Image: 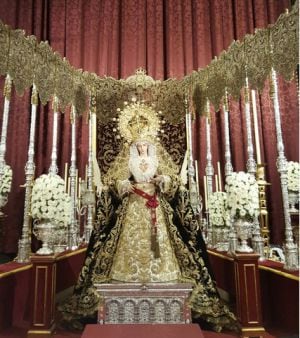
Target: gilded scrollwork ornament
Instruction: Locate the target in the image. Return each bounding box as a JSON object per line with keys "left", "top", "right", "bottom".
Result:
{"left": 222, "top": 40, "right": 245, "bottom": 101}
{"left": 93, "top": 76, "right": 127, "bottom": 123}
{"left": 151, "top": 79, "right": 186, "bottom": 125}
{"left": 55, "top": 58, "right": 76, "bottom": 112}
{"left": 243, "top": 30, "right": 271, "bottom": 93}
{"left": 8, "top": 30, "right": 36, "bottom": 96}
{"left": 73, "top": 69, "right": 88, "bottom": 115}
{"left": 0, "top": 2, "right": 298, "bottom": 118}
{"left": 35, "top": 42, "right": 58, "bottom": 106}
{"left": 271, "top": 6, "right": 298, "bottom": 81}
{"left": 206, "top": 57, "right": 227, "bottom": 109}
{"left": 0, "top": 22, "right": 10, "bottom": 76}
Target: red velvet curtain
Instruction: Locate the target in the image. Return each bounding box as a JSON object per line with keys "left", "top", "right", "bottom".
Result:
{"left": 0, "top": 0, "right": 297, "bottom": 254}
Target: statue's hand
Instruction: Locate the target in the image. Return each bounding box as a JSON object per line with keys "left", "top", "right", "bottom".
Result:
{"left": 118, "top": 179, "right": 134, "bottom": 195}
{"left": 126, "top": 182, "right": 134, "bottom": 193}
{"left": 151, "top": 175, "right": 163, "bottom": 185}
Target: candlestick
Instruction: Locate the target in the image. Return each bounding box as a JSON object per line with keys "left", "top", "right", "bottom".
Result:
{"left": 217, "top": 161, "right": 222, "bottom": 191}
{"left": 251, "top": 90, "right": 262, "bottom": 164}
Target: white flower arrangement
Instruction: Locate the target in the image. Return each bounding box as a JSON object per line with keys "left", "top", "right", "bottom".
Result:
{"left": 208, "top": 192, "right": 229, "bottom": 227}
{"left": 225, "top": 171, "right": 259, "bottom": 221}
{"left": 31, "top": 173, "right": 71, "bottom": 227}
{"left": 287, "top": 161, "right": 300, "bottom": 192}
{"left": 0, "top": 164, "right": 12, "bottom": 201}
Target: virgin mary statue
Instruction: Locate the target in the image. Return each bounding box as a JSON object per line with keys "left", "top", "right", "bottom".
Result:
{"left": 60, "top": 100, "right": 238, "bottom": 332}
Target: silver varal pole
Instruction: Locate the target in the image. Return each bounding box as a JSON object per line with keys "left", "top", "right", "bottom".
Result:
{"left": 205, "top": 101, "right": 214, "bottom": 195}
{"left": 17, "top": 84, "right": 38, "bottom": 262}
{"left": 270, "top": 67, "right": 298, "bottom": 270}
{"left": 223, "top": 90, "right": 237, "bottom": 254}
{"left": 0, "top": 74, "right": 12, "bottom": 182}
{"left": 185, "top": 98, "right": 201, "bottom": 215}
{"left": 244, "top": 77, "right": 257, "bottom": 175}
{"left": 84, "top": 108, "right": 95, "bottom": 243}
{"left": 67, "top": 105, "right": 79, "bottom": 250}
{"left": 205, "top": 99, "right": 213, "bottom": 248}
{"left": 244, "top": 77, "right": 265, "bottom": 260}
{"left": 48, "top": 96, "right": 59, "bottom": 174}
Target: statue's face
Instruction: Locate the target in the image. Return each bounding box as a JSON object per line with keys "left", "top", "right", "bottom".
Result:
{"left": 136, "top": 142, "right": 148, "bottom": 156}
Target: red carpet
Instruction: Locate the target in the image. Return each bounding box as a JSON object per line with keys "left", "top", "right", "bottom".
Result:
{"left": 0, "top": 322, "right": 238, "bottom": 338}
{"left": 81, "top": 324, "right": 204, "bottom": 338}
{"left": 0, "top": 324, "right": 298, "bottom": 338}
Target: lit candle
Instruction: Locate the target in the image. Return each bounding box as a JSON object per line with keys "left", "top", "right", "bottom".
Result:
{"left": 77, "top": 177, "right": 81, "bottom": 211}
{"left": 215, "top": 174, "right": 218, "bottom": 192}
{"left": 78, "top": 177, "right": 81, "bottom": 198}
{"left": 185, "top": 114, "right": 189, "bottom": 155}
{"left": 217, "top": 161, "right": 222, "bottom": 191}
{"left": 64, "top": 162, "right": 68, "bottom": 193}
{"left": 92, "top": 113, "right": 97, "bottom": 153}
{"left": 251, "top": 89, "right": 262, "bottom": 164}
{"left": 204, "top": 175, "right": 208, "bottom": 210}
{"left": 195, "top": 160, "right": 199, "bottom": 196}
{"left": 85, "top": 164, "right": 88, "bottom": 182}
{"left": 188, "top": 113, "right": 193, "bottom": 159}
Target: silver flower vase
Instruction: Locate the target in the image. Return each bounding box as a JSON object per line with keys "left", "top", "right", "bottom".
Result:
{"left": 234, "top": 219, "right": 253, "bottom": 253}
{"left": 33, "top": 220, "right": 56, "bottom": 255}
{"left": 215, "top": 227, "right": 229, "bottom": 252}
{"left": 52, "top": 226, "right": 67, "bottom": 253}
{"left": 213, "top": 227, "right": 223, "bottom": 251}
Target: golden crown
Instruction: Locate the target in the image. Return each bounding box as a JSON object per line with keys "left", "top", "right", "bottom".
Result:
{"left": 114, "top": 99, "right": 164, "bottom": 144}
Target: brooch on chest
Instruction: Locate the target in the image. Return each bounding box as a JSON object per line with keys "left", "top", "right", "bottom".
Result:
{"left": 139, "top": 159, "right": 149, "bottom": 172}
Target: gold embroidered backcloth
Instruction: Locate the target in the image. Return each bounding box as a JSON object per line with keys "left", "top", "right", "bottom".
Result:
{"left": 95, "top": 70, "right": 187, "bottom": 176}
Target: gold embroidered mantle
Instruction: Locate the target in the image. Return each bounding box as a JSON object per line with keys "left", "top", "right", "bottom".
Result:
{"left": 59, "top": 181, "right": 238, "bottom": 332}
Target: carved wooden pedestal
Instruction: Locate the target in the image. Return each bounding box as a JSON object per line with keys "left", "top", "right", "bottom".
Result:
{"left": 233, "top": 253, "right": 265, "bottom": 338}
{"left": 27, "top": 255, "right": 56, "bottom": 338}
{"left": 95, "top": 283, "right": 193, "bottom": 324}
